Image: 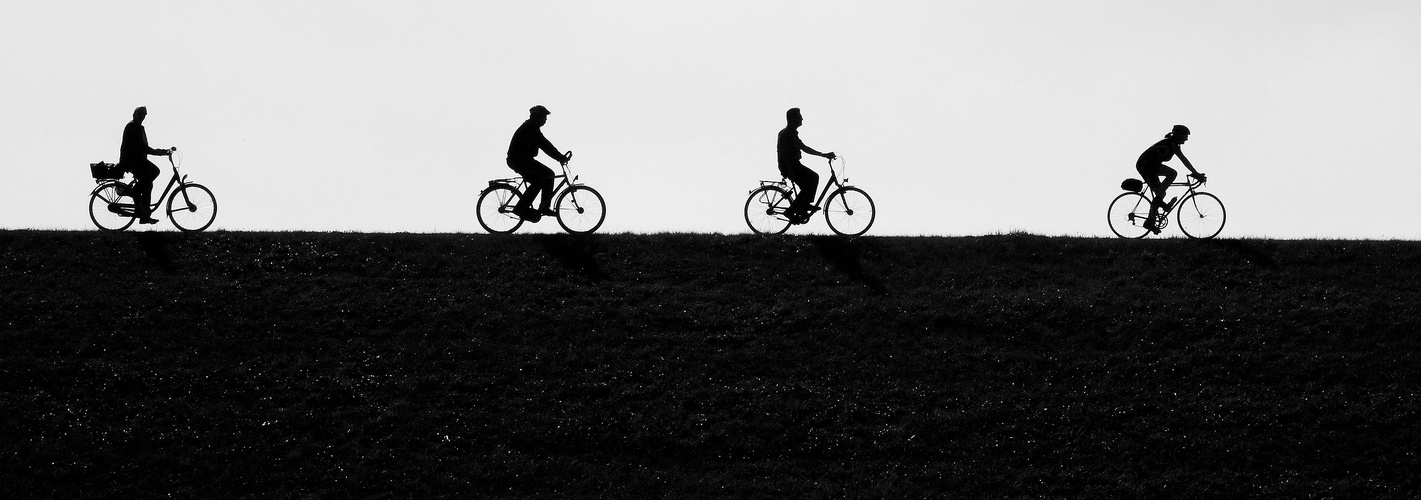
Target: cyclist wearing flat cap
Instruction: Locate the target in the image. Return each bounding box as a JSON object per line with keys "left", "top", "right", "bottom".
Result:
{"left": 506, "top": 105, "right": 570, "bottom": 222}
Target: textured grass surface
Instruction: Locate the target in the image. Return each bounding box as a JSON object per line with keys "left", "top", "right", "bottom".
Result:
{"left": 2, "top": 230, "right": 1419, "bottom": 497}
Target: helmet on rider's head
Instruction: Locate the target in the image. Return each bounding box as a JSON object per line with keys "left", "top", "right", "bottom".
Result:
{"left": 1171, "top": 124, "right": 1190, "bottom": 136}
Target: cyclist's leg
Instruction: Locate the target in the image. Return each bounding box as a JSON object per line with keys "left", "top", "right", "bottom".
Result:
{"left": 1155, "top": 164, "right": 1178, "bottom": 209}
{"left": 507, "top": 158, "right": 555, "bottom": 210}
{"left": 132, "top": 160, "right": 160, "bottom": 219}
{"left": 1135, "top": 161, "right": 1166, "bottom": 227}
{"left": 779, "top": 162, "right": 818, "bottom": 211}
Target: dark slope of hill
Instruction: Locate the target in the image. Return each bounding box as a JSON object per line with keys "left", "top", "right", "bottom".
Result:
{"left": 2, "top": 230, "right": 1419, "bottom": 497}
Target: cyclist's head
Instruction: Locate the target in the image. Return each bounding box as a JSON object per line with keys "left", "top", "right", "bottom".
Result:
{"left": 1167, "top": 124, "right": 1190, "bottom": 140}
{"left": 786, "top": 108, "right": 802, "bottom": 126}
{"left": 133, "top": 106, "right": 147, "bottom": 120}
{"left": 530, "top": 105, "right": 551, "bottom": 117}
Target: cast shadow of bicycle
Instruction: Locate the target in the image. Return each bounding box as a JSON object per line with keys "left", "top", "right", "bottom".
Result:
{"left": 134, "top": 232, "right": 177, "bottom": 273}
{"left": 809, "top": 236, "right": 887, "bottom": 295}
{"left": 533, "top": 234, "right": 607, "bottom": 281}
{"left": 1192, "top": 238, "right": 1277, "bottom": 268}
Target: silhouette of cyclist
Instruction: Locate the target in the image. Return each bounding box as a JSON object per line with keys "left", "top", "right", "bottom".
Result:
{"left": 506, "top": 105, "right": 570, "bottom": 223}
{"left": 778, "top": 108, "right": 835, "bottom": 223}
{"left": 119, "top": 106, "right": 174, "bottom": 225}
{"left": 1138, "top": 124, "right": 1205, "bottom": 234}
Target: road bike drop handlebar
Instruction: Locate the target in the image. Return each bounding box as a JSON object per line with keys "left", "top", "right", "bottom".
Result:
{"left": 1179, "top": 172, "right": 1207, "bottom": 188}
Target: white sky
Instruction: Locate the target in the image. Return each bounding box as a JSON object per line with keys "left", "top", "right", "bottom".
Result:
{"left": 3, "top": 0, "right": 1419, "bottom": 237}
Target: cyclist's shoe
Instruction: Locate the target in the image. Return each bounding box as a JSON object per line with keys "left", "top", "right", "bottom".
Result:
{"left": 1153, "top": 197, "right": 1178, "bottom": 211}
{"left": 107, "top": 204, "right": 124, "bottom": 215}
{"left": 1142, "top": 220, "right": 1162, "bottom": 234}
{"left": 513, "top": 206, "right": 542, "bottom": 222}
{"left": 539, "top": 208, "right": 558, "bottom": 218}
{"left": 788, "top": 211, "right": 811, "bottom": 225}
{"left": 139, "top": 217, "right": 160, "bottom": 225}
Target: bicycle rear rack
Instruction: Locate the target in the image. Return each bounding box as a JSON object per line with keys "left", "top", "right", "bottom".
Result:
{"left": 751, "top": 178, "right": 788, "bottom": 193}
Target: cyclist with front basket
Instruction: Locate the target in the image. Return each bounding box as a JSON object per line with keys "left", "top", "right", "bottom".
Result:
{"left": 778, "top": 108, "right": 836, "bottom": 224}
{"left": 1137, "top": 124, "right": 1206, "bottom": 234}
{"left": 506, "top": 105, "right": 571, "bottom": 223}
{"left": 119, "top": 106, "right": 174, "bottom": 224}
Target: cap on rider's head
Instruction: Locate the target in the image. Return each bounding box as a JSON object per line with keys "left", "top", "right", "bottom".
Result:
{"left": 1171, "top": 124, "right": 1190, "bottom": 136}
{"left": 530, "top": 105, "right": 551, "bottom": 116}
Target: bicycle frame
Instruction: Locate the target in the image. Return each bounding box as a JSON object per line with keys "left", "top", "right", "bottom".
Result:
{"left": 758, "top": 157, "right": 850, "bottom": 210}
{"left": 1148, "top": 177, "right": 1206, "bottom": 216}
{"left": 93, "top": 155, "right": 198, "bottom": 216}
{"left": 487, "top": 159, "right": 589, "bottom": 204}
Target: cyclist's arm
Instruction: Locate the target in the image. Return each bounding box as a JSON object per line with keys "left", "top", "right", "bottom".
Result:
{"left": 537, "top": 134, "right": 568, "bottom": 164}
{"left": 800, "top": 143, "right": 834, "bottom": 160}
{"left": 1176, "top": 149, "right": 1199, "bottom": 175}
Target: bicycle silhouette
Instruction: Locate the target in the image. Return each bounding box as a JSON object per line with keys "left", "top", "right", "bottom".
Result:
{"left": 744, "top": 155, "right": 875, "bottom": 236}
{"left": 476, "top": 152, "right": 606, "bottom": 234}
{"left": 1108, "top": 175, "right": 1225, "bottom": 239}
{"left": 87, "top": 149, "right": 218, "bottom": 232}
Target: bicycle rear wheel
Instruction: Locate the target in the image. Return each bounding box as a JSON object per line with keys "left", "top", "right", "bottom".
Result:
{"left": 824, "top": 186, "right": 875, "bottom": 236}
{"left": 476, "top": 184, "right": 524, "bottom": 234}
{"left": 555, "top": 185, "right": 606, "bottom": 234}
{"left": 168, "top": 183, "right": 217, "bottom": 232}
{"left": 1177, "top": 192, "right": 1226, "bottom": 239}
{"left": 89, "top": 182, "right": 135, "bottom": 231}
{"left": 1107, "top": 192, "right": 1152, "bottom": 239}
{"left": 744, "top": 185, "right": 792, "bottom": 235}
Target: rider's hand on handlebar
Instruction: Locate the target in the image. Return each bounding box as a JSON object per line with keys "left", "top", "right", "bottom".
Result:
{"left": 826, "top": 152, "right": 837, "bottom": 160}
{"left": 1190, "top": 172, "right": 1207, "bottom": 182}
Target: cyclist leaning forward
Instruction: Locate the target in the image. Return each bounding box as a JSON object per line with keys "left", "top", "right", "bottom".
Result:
{"left": 506, "top": 105, "right": 570, "bottom": 223}
{"left": 778, "top": 108, "right": 836, "bottom": 224}
{"left": 1137, "top": 124, "right": 1206, "bottom": 234}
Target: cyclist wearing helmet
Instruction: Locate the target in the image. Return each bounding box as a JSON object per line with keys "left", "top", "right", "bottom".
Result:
{"left": 506, "top": 105, "right": 570, "bottom": 223}
{"left": 1137, "top": 124, "right": 1205, "bottom": 233}
{"left": 777, "top": 108, "right": 835, "bottom": 223}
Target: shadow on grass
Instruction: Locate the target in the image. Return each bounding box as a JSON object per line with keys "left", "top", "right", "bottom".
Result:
{"left": 810, "top": 236, "right": 886, "bottom": 295}
{"left": 134, "top": 232, "right": 176, "bottom": 273}
{"left": 1194, "top": 238, "right": 1277, "bottom": 268}
{"left": 534, "top": 234, "right": 607, "bottom": 281}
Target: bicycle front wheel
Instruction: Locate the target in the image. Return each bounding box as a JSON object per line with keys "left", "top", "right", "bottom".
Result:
{"left": 1177, "top": 192, "right": 1226, "bottom": 239}
{"left": 89, "top": 182, "right": 135, "bottom": 231}
{"left": 1107, "top": 192, "right": 1152, "bottom": 239}
{"left": 555, "top": 185, "right": 606, "bottom": 234}
{"left": 744, "top": 185, "right": 791, "bottom": 235}
{"left": 168, "top": 183, "right": 217, "bottom": 232}
{"left": 476, "top": 184, "right": 524, "bottom": 234}
{"left": 824, "top": 187, "right": 875, "bottom": 236}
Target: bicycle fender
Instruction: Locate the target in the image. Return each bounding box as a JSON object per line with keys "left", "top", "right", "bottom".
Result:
{"left": 90, "top": 181, "right": 120, "bottom": 196}
{"left": 483, "top": 181, "right": 514, "bottom": 194}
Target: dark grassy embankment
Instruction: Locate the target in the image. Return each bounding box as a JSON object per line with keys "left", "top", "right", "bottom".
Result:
{"left": 2, "top": 230, "right": 1419, "bottom": 498}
